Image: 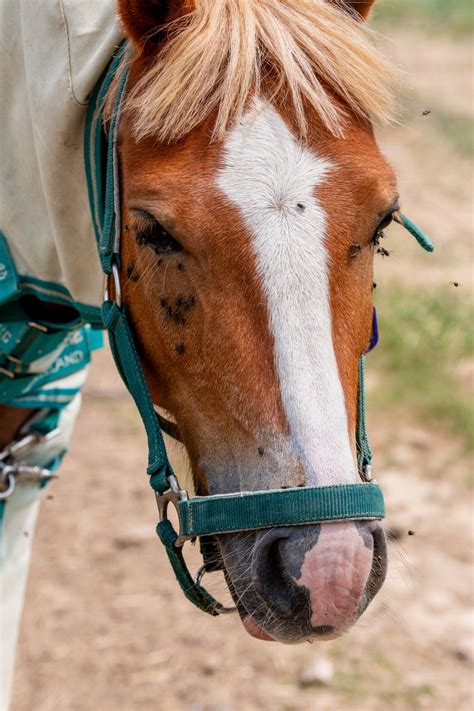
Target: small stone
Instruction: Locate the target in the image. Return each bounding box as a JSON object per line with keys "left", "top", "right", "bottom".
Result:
{"left": 453, "top": 636, "right": 474, "bottom": 664}
{"left": 299, "top": 658, "right": 334, "bottom": 686}
{"left": 113, "top": 526, "right": 150, "bottom": 549}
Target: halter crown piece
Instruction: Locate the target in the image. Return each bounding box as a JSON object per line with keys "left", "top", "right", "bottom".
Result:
{"left": 84, "top": 44, "right": 433, "bottom": 615}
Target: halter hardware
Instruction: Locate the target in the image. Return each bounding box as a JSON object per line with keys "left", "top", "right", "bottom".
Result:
{"left": 361, "top": 464, "right": 374, "bottom": 482}
{"left": 194, "top": 564, "right": 237, "bottom": 614}
{"left": 84, "top": 42, "right": 433, "bottom": 615}
{"left": 155, "top": 474, "right": 193, "bottom": 547}
{"left": 103, "top": 262, "right": 122, "bottom": 309}
{"left": 0, "top": 428, "right": 61, "bottom": 500}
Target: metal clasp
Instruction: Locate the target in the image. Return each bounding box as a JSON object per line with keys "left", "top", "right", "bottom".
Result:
{"left": 0, "top": 462, "right": 59, "bottom": 499}
{"left": 0, "top": 469, "right": 15, "bottom": 499}
{"left": 155, "top": 474, "right": 193, "bottom": 547}
{"left": 0, "top": 429, "right": 60, "bottom": 462}
{"left": 0, "top": 429, "right": 61, "bottom": 499}
{"left": 361, "top": 464, "right": 376, "bottom": 483}
{"left": 103, "top": 262, "right": 122, "bottom": 308}
{"left": 193, "top": 565, "right": 237, "bottom": 615}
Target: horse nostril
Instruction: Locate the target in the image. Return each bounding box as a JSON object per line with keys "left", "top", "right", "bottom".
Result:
{"left": 251, "top": 528, "right": 311, "bottom": 618}
{"left": 360, "top": 522, "right": 388, "bottom": 613}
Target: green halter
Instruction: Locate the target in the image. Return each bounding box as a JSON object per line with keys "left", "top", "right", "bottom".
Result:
{"left": 84, "top": 43, "right": 433, "bottom": 615}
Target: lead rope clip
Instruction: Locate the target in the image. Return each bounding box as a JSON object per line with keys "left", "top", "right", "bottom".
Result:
{"left": 0, "top": 428, "right": 61, "bottom": 499}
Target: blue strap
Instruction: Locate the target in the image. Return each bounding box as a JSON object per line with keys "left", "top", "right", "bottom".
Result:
{"left": 178, "top": 483, "right": 384, "bottom": 537}
{"left": 356, "top": 356, "right": 372, "bottom": 473}
{"left": 395, "top": 212, "right": 434, "bottom": 252}
{"left": 84, "top": 42, "right": 128, "bottom": 274}
{"left": 102, "top": 300, "right": 173, "bottom": 492}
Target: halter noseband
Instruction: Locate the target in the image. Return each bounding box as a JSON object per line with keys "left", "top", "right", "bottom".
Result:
{"left": 84, "top": 43, "right": 433, "bottom": 615}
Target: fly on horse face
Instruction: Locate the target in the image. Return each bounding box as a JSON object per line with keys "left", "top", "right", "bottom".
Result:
{"left": 0, "top": 0, "right": 434, "bottom": 685}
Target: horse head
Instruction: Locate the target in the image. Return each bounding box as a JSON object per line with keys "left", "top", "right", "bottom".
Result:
{"left": 112, "top": 0, "right": 399, "bottom": 643}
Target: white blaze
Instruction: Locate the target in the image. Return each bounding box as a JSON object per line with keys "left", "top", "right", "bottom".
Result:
{"left": 217, "top": 102, "right": 356, "bottom": 484}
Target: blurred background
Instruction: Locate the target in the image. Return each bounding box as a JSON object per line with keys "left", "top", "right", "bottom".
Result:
{"left": 12, "top": 2, "right": 473, "bottom": 710}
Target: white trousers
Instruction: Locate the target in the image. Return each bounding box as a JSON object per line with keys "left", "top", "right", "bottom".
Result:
{"left": 0, "top": 391, "right": 83, "bottom": 711}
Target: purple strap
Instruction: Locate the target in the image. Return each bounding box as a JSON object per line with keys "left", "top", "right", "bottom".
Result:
{"left": 365, "top": 307, "right": 379, "bottom": 354}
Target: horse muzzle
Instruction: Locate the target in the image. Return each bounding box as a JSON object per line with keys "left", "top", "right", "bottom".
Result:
{"left": 219, "top": 520, "right": 387, "bottom": 643}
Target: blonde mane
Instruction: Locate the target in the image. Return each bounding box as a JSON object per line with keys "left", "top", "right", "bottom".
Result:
{"left": 123, "top": 0, "right": 398, "bottom": 143}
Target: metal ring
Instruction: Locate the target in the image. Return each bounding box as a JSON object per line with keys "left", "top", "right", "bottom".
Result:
{"left": 111, "top": 262, "right": 122, "bottom": 308}
{"left": 361, "top": 464, "right": 374, "bottom": 482}
{"left": 103, "top": 262, "right": 122, "bottom": 308}
{"left": 194, "top": 565, "right": 237, "bottom": 615}
{"left": 0, "top": 472, "right": 16, "bottom": 499}
{"left": 155, "top": 477, "right": 193, "bottom": 548}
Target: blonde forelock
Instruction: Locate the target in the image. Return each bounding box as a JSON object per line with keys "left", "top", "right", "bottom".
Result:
{"left": 118, "top": 0, "right": 399, "bottom": 144}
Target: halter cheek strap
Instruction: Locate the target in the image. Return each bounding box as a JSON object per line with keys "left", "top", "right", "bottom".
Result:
{"left": 84, "top": 43, "right": 432, "bottom": 616}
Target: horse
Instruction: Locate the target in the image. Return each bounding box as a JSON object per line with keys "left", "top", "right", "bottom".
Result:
{"left": 105, "top": 0, "right": 407, "bottom": 642}
{"left": 0, "top": 1, "right": 434, "bottom": 704}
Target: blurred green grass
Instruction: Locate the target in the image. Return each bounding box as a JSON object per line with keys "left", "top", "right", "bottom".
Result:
{"left": 375, "top": 1, "right": 473, "bottom": 159}
{"left": 326, "top": 646, "right": 436, "bottom": 706}
{"left": 400, "top": 99, "right": 474, "bottom": 159}
{"left": 374, "top": 0, "right": 474, "bottom": 36}
{"left": 370, "top": 284, "right": 473, "bottom": 451}
{"left": 431, "top": 110, "right": 474, "bottom": 158}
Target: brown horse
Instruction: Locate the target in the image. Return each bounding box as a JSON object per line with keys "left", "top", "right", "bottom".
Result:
{"left": 5, "top": 0, "right": 401, "bottom": 644}
{"left": 112, "top": 0, "right": 399, "bottom": 642}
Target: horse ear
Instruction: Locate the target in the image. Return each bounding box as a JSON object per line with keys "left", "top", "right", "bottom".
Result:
{"left": 118, "top": 0, "right": 193, "bottom": 51}
{"left": 334, "top": 1, "right": 377, "bottom": 20}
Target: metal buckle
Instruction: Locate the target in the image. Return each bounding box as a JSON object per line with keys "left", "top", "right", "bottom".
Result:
{"left": 27, "top": 321, "right": 49, "bottom": 333}
{"left": 361, "top": 464, "right": 375, "bottom": 482}
{"left": 0, "top": 366, "right": 15, "bottom": 379}
{"left": 103, "top": 262, "right": 122, "bottom": 308}
{"left": 6, "top": 355, "right": 23, "bottom": 375}
{"left": 155, "top": 474, "right": 194, "bottom": 547}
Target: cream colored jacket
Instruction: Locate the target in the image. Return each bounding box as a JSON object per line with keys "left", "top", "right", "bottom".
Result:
{"left": 1, "top": 0, "right": 123, "bottom": 310}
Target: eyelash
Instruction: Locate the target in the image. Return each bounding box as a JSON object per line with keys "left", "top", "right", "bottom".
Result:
{"left": 371, "top": 213, "right": 394, "bottom": 247}
{"left": 349, "top": 212, "right": 395, "bottom": 260}
{"left": 132, "top": 210, "right": 183, "bottom": 254}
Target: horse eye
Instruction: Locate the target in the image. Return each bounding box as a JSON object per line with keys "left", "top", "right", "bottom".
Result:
{"left": 371, "top": 212, "right": 394, "bottom": 246}
{"left": 378, "top": 213, "right": 394, "bottom": 231}
{"left": 131, "top": 209, "right": 183, "bottom": 254}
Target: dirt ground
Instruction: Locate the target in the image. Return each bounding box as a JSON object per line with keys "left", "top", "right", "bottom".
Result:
{"left": 11, "top": 28, "right": 473, "bottom": 711}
